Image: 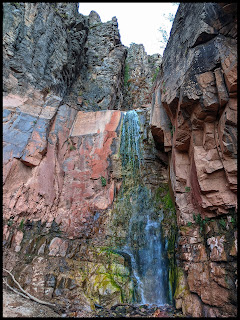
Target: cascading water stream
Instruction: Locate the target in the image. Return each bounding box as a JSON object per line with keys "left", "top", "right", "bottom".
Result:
{"left": 119, "top": 110, "right": 170, "bottom": 305}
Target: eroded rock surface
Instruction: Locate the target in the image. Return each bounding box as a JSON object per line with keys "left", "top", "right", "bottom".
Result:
{"left": 123, "top": 43, "right": 162, "bottom": 110}
{"left": 3, "top": 6, "right": 170, "bottom": 306}
{"left": 3, "top": 289, "right": 61, "bottom": 318}
{"left": 3, "top": 2, "right": 237, "bottom": 318}
{"left": 150, "top": 2, "right": 237, "bottom": 317}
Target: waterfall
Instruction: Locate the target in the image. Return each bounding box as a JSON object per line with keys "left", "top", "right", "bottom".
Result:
{"left": 120, "top": 110, "right": 142, "bottom": 176}
{"left": 119, "top": 110, "right": 170, "bottom": 305}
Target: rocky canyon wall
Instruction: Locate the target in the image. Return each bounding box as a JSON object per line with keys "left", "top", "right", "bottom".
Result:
{"left": 3, "top": 2, "right": 171, "bottom": 314}
{"left": 3, "top": 2, "right": 237, "bottom": 318}
{"left": 150, "top": 2, "right": 237, "bottom": 317}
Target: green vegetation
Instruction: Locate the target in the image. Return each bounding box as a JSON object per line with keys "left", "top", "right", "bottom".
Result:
{"left": 13, "top": 3, "right": 20, "bottom": 8}
{"left": 156, "top": 184, "right": 177, "bottom": 303}
{"left": 185, "top": 186, "right": 190, "bottom": 192}
{"left": 19, "top": 219, "right": 24, "bottom": 231}
{"left": 7, "top": 218, "right": 14, "bottom": 227}
{"left": 101, "top": 176, "right": 107, "bottom": 187}
{"left": 152, "top": 67, "right": 160, "bottom": 83}
{"left": 170, "top": 125, "right": 175, "bottom": 137}
{"left": 54, "top": 8, "right": 68, "bottom": 19}
{"left": 230, "top": 216, "right": 236, "bottom": 227}
{"left": 69, "top": 145, "right": 76, "bottom": 151}
{"left": 219, "top": 218, "right": 226, "bottom": 229}
{"left": 162, "top": 190, "right": 175, "bottom": 211}
{"left": 193, "top": 213, "right": 212, "bottom": 233}
{"left": 124, "top": 63, "right": 130, "bottom": 87}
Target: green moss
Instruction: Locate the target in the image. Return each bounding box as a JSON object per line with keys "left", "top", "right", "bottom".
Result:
{"left": 162, "top": 190, "right": 175, "bottom": 211}
{"left": 174, "top": 267, "right": 189, "bottom": 300}
{"left": 7, "top": 218, "right": 14, "bottom": 227}
{"left": 154, "top": 184, "right": 168, "bottom": 202}
{"left": 230, "top": 216, "right": 236, "bottom": 227}
{"left": 100, "top": 176, "right": 107, "bottom": 187}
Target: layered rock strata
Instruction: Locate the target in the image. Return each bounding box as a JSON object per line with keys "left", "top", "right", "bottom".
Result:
{"left": 150, "top": 2, "right": 237, "bottom": 317}
{"left": 75, "top": 10, "right": 127, "bottom": 111}
{"left": 3, "top": 1, "right": 237, "bottom": 317}
{"left": 3, "top": 3, "right": 88, "bottom": 99}
{"left": 3, "top": 3, "right": 172, "bottom": 310}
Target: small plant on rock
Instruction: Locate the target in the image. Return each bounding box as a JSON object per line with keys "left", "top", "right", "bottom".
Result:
{"left": 7, "top": 217, "right": 14, "bottom": 227}
{"left": 219, "top": 218, "right": 226, "bottom": 229}
{"left": 69, "top": 145, "right": 76, "bottom": 151}
{"left": 101, "top": 176, "right": 107, "bottom": 187}
{"left": 19, "top": 219, "right": 24, "bottom": 231}
{"left": 193, "top": 213, "right": 211, "bottom": 233}
{"left": 152, "top": 67, "right": 160, "bottom": 83}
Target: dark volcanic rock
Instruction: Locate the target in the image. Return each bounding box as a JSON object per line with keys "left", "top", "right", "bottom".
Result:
{"left": 3, "top": 3, "right": 88, "bottom": 98}
{"left": 73, "top": 11, "right": 127, "bottom": 111}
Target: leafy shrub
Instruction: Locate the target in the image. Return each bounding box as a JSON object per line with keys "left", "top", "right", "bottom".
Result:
{"left": 219, "top": 218, "right": 226, "bottom": 229}
{"left": 193, "top": 213, "right": 211, "bottom": 233}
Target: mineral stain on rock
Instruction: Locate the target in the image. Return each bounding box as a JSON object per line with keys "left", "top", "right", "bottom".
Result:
{"left": 3, "top": 2, "right": 237, "bottom": 318}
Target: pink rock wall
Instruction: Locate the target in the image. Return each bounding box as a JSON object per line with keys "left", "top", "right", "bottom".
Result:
{"left": 3, "top": 89, "right": 122, "bottom": 239}
{"left": 150, "top": 3, "right": 237, "bottom": 317}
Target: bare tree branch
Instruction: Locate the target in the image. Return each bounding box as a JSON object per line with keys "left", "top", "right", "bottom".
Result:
{"left": 3, "top": 268, "right": 55, "bottom": 307}
{"left": 3, "top": 278, "right": 30, "bottom": 300}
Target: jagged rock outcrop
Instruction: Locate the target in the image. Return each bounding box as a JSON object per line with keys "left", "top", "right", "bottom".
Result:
{"left": 150, "top": 2, "right": 237, "bottom": 317}
{"left": 75, "top": 11, "right": 127, "bottom": 110}
{"left": 123, "top": 43, "right": 162, "bottom": 109}
{"left": 3, "top": 3, "right": 88, "bottom": 98}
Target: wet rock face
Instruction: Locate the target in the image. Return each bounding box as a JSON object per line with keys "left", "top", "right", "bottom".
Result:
{"left": 3, "top": 105, "right": 170, "bottom": 310}
{"left": 4, "top": 4, "right": 159, "bottom": 311}
{"left": 150, "top": 2, "right": 237, "bottom": 317}
{"left": 2, "top": 106, "right": 133, "bottom": 308}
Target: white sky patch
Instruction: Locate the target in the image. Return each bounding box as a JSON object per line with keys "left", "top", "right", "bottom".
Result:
{"left": 78, "top": 2, "right": 179, "bottom": 56}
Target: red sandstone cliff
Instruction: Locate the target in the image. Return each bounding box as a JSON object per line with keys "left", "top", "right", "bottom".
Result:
{"left": 150, "top": 2, "right": 237, "bottom": 317}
